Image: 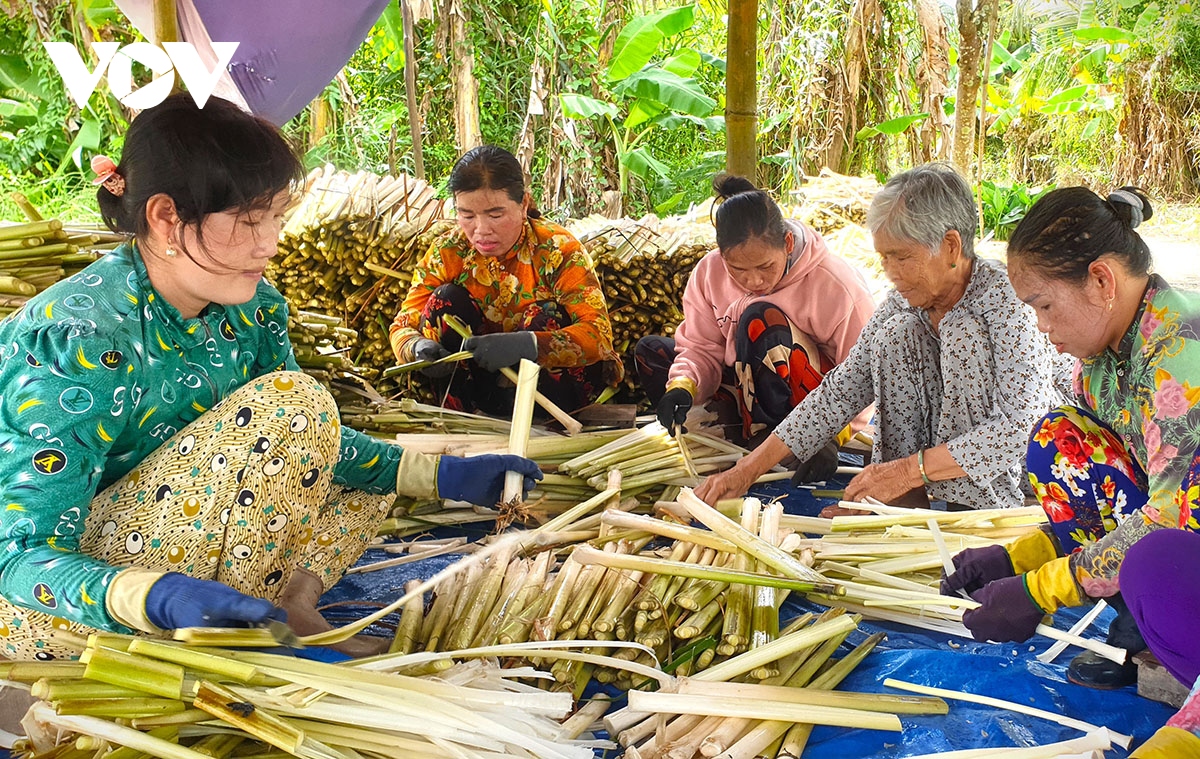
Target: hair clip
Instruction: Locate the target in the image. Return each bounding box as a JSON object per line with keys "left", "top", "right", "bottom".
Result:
{"left": 90, "top": 154, "right": 126, "bottom": 197}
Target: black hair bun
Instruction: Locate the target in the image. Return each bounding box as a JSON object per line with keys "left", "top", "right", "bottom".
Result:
{"left": 1107, "top": 187, "right": 1153, "bottom": 229}
{"left": 712, "top": 173, "right": 759, "bottom": 200}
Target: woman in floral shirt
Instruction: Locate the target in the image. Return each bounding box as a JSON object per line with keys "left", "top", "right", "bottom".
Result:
{"left": 945, "top": 187, "right": 1200, "bottom": 728}
{"left": 390, "top": 146, "right": 621, "bottom": 415}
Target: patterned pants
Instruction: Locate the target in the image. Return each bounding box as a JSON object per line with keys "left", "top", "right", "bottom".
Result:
{"left": 636, "top": 302, "right": 831, "bottom": 440}
{"left": 1027, "top": 404, "right": 1200, "bottom": 553}
{"left": 0, "top": 371, "right": 393, "bottom": 660}
{"left": 418, "top": 283, "right": 606, "bottom": 415}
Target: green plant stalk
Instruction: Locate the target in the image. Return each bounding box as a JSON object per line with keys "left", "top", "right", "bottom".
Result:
{"left": 188, "top": 732, "right": 244, "bottom": 759}
{"left": 100, "top": 726, "right": 179, "bottom": 759}
{"left": 593, "top": 568, "right": 644, "bottom": 635}
{"left": 675, "top": 598, "right": 723, "bottom": 639}
{"left": 126, "top": 639, "right": 259, "bottom": 683}
{"left": 534, "top": 556, "right": 583, "bottom": 640}
{"left": 31, "top": 679, "right": 145, "bottom": 701}
{"left": 574, "top": 546, "right": 840, "bottom": 596}
{"left": 420, "top": 579, "right": 459, "bottom": 652}
{"left": 635, "top": 541, "right": 692, "bottom": 610}
{"left": 560, "top": 549, "right": 614, "bottom": 633}
{"left": 446, "top": 545, "right": 513, "bottom": 650}
{"left": 601, "top": 511, "right": 738, "bottom": 553}
{"left": 496, "top": 554, "right": 554, "bottom": 644}
{"left": 442, "top": 561, "right": 484, "bottom": 644}
{"left": 54, "top": 698, "right": 187, "bottom": 719}
{"left": 80, "top": 647, "right": 185, "bottom": 699}
{"left": 679, "top": 490, "right": 826, "bottom": 583}
{"left": 470, "top": 558, "right": 530, "bottom": 648}
{"left": 779, "top": 632, "right": 888, "bottom": 757}
{"left": 390, "top": 580, "right": 424, "bottom": 654}
{"left": 0, "top": 661, "right": 87, "bottom": 682}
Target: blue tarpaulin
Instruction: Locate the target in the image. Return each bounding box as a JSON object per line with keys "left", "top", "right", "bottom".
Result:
{"left": 322, "top": 473, "right": 1173, "bottom": 757}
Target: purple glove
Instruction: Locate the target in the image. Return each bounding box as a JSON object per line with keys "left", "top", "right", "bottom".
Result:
{"left": 941, "top": 545, "right": 1015, "bottom": 596}
{"left": 962, "top": 575, "right": 1045, "bottom": 643}
{"left": 145, "top": 573, "right": 283, "bottom": 630}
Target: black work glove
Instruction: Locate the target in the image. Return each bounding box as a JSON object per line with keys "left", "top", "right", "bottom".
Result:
{"left": 791, "top": 441, "right": 840, "bottom": 485}
{"left": 656, "top": 387, "right": 693, "bottom": 435}
{"left": 413, "top": 337, "right": 455, "bottom": 378}
{"left": 463, "top": 332, "right": 538, "bottom": 372}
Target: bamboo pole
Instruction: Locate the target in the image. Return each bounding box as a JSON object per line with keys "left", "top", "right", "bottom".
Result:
{"left": 725, "top": 0, "right": 758, "bottom": 179}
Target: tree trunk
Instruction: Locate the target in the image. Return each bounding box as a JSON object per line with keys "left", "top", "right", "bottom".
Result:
{"left": 818, "top": 0, "right": 873, "bottom": 174}
{"left": 448, "top": 0, "right": 481, "bottom": 152}
{"left": 915, "top": 0, "right": 951, "bottom": 162}
{"left": 726, "top": 0, "right": 758, "bottom": 180}
{"left": 952, "top": 0, "right": 997, "bottom": 178}
{"left": 308, "top": 92, "right": 333, "bottom": 152}
{"left": 401, "top": 0, "right": 425, "bottom": 179}
{"left": 152, "top": 0, "right": 178, "bottom": 44}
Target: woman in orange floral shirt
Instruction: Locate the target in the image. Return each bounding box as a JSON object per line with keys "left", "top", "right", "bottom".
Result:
{"left": 390, "top": 146, "right": 621, "bottom": 415}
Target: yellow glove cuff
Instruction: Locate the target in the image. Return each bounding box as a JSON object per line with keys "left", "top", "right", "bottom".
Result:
{"left": 1006, "top": 529, "right": 1058, "bottom": 574}
{"left": 395, "top": 448, "right": 441, "bottom": 499}
{"left": 665, "top": 376, "right": 697, "bottom": 398}
{"left": 106, "top": 567, "right": 166, "bottom": 634}
{"left": 1024, "top": 556, "right": 1082, "bottom": 613}
{"left": 835, "top": 424, "right": 854, "bottom": 446}
{"left": 1131, "top": 727, "right": 1200, "bottom": 759}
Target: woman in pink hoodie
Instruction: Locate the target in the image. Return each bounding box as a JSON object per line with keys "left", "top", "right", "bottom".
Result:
{"left": 635, "top": 175, "right": 876, "bottom": 480}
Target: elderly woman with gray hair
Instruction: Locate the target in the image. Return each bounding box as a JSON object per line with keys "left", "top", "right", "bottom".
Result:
{"left": 697, "top": 163, "right": 1067, "bottom": 511}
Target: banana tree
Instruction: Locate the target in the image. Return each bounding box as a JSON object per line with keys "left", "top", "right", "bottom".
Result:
{"left": 559, "top": 4, "right": 722, "bottom": 200}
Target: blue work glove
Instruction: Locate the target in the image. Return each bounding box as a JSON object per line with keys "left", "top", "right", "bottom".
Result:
{"left": 145, "top": 573, "right": 283, "bottom": 630}
{"left": 436, "top": 454, "right": 544, "bottom": 506}
{"left": 961, "top": 574, "right": 1045, "bottom": 643}
{"left": 413, "top": 337, "right": 455, "bottom": 378}
{"left": 656, "top": 387, "right": 693, "bottom": 435}
{"left": 463, "top": 332, "right": 537, "bottom": 372}
{"left": 941, "top": 544, "right": 1015, "bottom": 597}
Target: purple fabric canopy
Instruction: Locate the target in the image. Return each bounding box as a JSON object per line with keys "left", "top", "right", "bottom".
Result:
{"left": 115, "top": 0, "right": 393, "bottom": 125}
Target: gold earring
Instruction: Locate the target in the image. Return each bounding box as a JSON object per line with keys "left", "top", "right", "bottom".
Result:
{"left": 1106, "top": 298, "right": 1113, "bottom": 311}
{"left": 165, "top": 247, "right": 177, "bottom": 257}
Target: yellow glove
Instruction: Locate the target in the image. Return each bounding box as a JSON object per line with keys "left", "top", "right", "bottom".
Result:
{"left": 1023, "top": 555, "right": 1082, "bottom": 614}
{"left": 394, "top": 449, "right": 441, "bottom": 499}
{"left": 1005, "top": 529, "right": 1059, "bottom": 574}
{"left": 1131, "top": 727, "right": 1200, "bottom": 759}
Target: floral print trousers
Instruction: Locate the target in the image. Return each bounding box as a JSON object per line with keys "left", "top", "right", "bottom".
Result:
{"left": 1028, "top": 404, "right": 1200, "bottom": 554}
{"left": 417, "top": 283, "right": 606, "bottom": 415}
{"left": 0, "top": 371, "right": 393, "bottom": 660}
{"left": 636, "top": 302, "right": 830, "bottom": 441}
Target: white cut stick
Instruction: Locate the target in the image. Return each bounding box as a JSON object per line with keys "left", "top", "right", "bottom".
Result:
{"left": 1037, "top": 600, "right": 1108, "bottom": 664}
{"left": 928, "top": 518, "right": 972, "bottom": 600}
{"left": 898, "top": 728, "right": 1113, "bottom": 758}
{"left": 884, "top": 679, "right": 1131, "bottom": 749}
{"left": 502, "top": 358, "right": 540, "bottom": 504}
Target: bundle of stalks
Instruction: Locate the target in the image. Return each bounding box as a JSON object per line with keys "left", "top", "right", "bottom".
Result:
{"left": 790, "top": 501, "right": 1128, "bottom": 663}
{"left": 0, "top": 197, "right": 125, "bottom": 318}
{"left": 579, "top": 222, "right": 708, "bottom": 404}
{"left": 370, "top": 490, "right": 857, "bottom": 696}
{"left": 7, "top": 632, "right": 613, "bottom": 759}
{"left": 285, "top": 310, "right": 381, "bottom": 403}
{"left": 266, "top": 166, "right": 450, "bottom": 397}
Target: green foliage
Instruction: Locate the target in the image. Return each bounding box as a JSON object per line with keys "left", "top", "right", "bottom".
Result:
{"left": 558, "top": 3, "right": 723, "bottom": 207}
{"left": 979, "top": 180, "right": 1055, "bottom": 240}
{"left": 0, "top": 5, "right": 131, "bottom": 219}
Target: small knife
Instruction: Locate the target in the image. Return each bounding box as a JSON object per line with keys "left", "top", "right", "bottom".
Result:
{"left": 262, "top": 619, "right": 304, "bottom": 649}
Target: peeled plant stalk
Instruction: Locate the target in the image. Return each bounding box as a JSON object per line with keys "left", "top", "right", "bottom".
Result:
{"left": 883, "top": 678, "right": 1132, "bottom": 749}
{"left": 625, "top": 691, "right": 902, "bottom": 732}
{"left": 503, "top": 358, "right": 540, "bottom": 504}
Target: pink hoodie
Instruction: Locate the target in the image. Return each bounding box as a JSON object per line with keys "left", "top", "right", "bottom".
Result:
{"left": 668, "top": 220, "right": 875, "bottom": 404}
